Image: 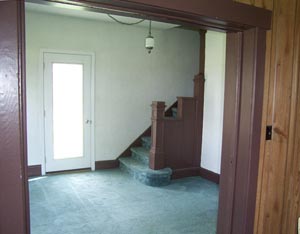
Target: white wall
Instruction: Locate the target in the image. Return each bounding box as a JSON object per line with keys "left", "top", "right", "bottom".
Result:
{"left": 25, "top": 10, "right": 200, "bottom": 167}
{"left": 201, "top": 31, "right": 226, "bottom": 174}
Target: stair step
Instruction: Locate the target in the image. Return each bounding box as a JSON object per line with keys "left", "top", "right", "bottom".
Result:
{"left": 119, "top": 157, "right": 172, "bottom": 187}
{"left": 141, "top": 136, "right": 151, "bottom": 150}
{"left": 131, "top": 147, "right": 150, "bottom": 165}
{"left": 172, "top": 107, "right": 177, "bottom": 118}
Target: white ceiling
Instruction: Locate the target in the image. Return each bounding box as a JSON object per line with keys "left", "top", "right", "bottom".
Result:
{"left": 25, "top": 2, "right": 179, "bottom": 30}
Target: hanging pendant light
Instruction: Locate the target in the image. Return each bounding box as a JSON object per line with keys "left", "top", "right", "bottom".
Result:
{"left": 145, "top": 20, "right": 154, "bottom": 54}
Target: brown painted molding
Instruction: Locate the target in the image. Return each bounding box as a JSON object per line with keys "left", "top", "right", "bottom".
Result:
{"left": 150, "top": 30, "right": 205, "bottom": 172}
{"left": 217, "top": 32, "right": 243, "bottom": 234}
{"left": 200, "top": 167, "right": 220, "bottom": 184}
{"left": 95, "top": 160, "right": 119, "bottom": 170}
{"left": 118, "top": 101, "right": 177, "bottom": 158}
{"left": 217, "top": 28, "right": 267, "bottom": 234}
{"left": 3, "top": 0, "right": 270, "bottom": 233}
{"left": 27, "top": 165, "right": 42, "bottom": 177}
{"left": 151, "top": 96, "right": 203, "bottom": 171}
{"left": 194, "top": 30, "right": 206, "bottom": 167}
{"left": 0, "top": 1, "right": 30, "bottom": 233}
{"left": 172, "top": 167, "right": 220, "bottom": 184}
{"left": 48, "top": 0, "right": 272, "bottom": 31}
{"left": 149, "top": 101, "right": 166, "bottom": 169}
{"left": 171, "top": 167, "right": 201, "bottom": 179}
{"left": 46, "top": 168, "right": 91, "bottom": 175}
{"left": 231, "top": 28, "right": 266, "bottom": 234}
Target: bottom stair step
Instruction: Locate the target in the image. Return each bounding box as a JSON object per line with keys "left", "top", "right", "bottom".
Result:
{"left": 119, "top": 157, "right": 172, "bottom": 187}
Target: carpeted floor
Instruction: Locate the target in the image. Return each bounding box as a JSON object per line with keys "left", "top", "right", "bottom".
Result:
{"left": 29, "top": 169, "right": 219, "bottom": 234}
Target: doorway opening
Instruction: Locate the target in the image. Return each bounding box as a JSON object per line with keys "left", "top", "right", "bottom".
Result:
{"left": 0, "top": 0, "right": 269, "bottom": 234}
{"left": 25, "top": 1, "right": 226, "bottom": 233}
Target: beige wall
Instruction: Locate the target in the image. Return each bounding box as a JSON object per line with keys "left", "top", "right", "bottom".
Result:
{"left": 201, "top": 31, "right": 226, "bottom": 174}
{"left": 25, "top": 9, "right": 200, "bottom": 169}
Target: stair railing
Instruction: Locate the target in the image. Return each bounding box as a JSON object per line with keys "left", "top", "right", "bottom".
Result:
{"left": 149, "top": 73, "right": 205, "bottom": 170}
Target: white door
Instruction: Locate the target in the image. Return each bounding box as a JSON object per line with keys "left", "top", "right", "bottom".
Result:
{"left": 44, "top": 52, "right": 93, "bottom": 172}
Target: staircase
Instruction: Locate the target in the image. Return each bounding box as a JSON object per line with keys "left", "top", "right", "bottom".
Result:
{"left": 118, "top": 71, "right": 204, "bottom": 187}
{"left": 119, "top": 108, "right": 177, "bottom": 187}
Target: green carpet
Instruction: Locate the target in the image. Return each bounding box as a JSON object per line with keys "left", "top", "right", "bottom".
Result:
{"left": 29, "top": 169, "right": 219, "bottom": 234}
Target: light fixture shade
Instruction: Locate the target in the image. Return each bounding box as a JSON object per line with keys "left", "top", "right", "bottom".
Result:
{"left": 145, "top": 36, "right": 155, "bottom": 53}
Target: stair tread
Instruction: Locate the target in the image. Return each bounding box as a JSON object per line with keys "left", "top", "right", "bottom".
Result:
{"left": 171, "top": 107, "right": 177, "bottom": 118}
{"left": 119, "top": 157, "right": 172, "bottom": 176}
{"left": 141, "top": 136, "right": 151, "bottom": 142}
{"left": 131, "top": 147, "right": 150, "bottom": 157}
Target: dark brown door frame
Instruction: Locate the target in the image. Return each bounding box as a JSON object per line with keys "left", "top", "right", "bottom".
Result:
{"left": 0, "top": 0, "right": 271, "bottom": 234}
{"left": 217, "top": 30, "right": 267, "bottom": 234}
{"left": 0, "top": 1, "right": 29, "bottom": 234}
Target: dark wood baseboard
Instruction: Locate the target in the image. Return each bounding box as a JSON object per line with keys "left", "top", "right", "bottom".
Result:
{"left": 46, "top": 168, "right": 91, "bottom": 175}
{"left": 95, "top": 160, "right": 119, "bottom": 170}
{"left": 200, "top": 167, "right": 220, "bottom": 184}
{"left": 27, "top": 165, "right": 42, "bottom": 177}
{"left": 171, "top": 167, "right": 220, "bottom": 184}
{"left": 171, "top": 167, "right": 201, "bottom": 179}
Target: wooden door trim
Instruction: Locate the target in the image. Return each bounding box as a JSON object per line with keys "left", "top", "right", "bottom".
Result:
{"left": 217, "top": 31, "right": 243, "bottom": 234}
{"left": 0, "top": 1, "right": 30, "bottom": 234}
{"left": 1, "top": 0, "right": 270, "bottom": 233}
{"left": 20, "top": 1, "right": 31, "bottom": 233}
{"left": 30, "top": 0, "right": 271, "bottom": 31}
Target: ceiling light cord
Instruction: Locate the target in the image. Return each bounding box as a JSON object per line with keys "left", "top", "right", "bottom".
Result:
{"left": 107, "top": 14, "right": 145, "bottom": 25}
{"left": 148, "top": 20, "right": 152, "bottom": 36}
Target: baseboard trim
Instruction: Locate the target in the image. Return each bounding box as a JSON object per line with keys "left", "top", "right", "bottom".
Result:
{"left": 46, "top": 168, "right": 91, "bottom": 175}
{"left": 199, "top": 167, "right": 220, "bottom": 184}
{"left": 95, "top": 160, "right": 119, "bottom": 170}
{"left": 171, "top": 167, "right": 220, "bottom": 184}
{"left": 28, "top": 165, "right": 42, "bottom": 177}
{"left": 171, "top": 167, "right": 201, "bottom": 179}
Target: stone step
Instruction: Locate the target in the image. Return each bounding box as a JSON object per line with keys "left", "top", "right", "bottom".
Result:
{"left": 131, "top": 147, "right": 149, "bottom": 165}
{"left": 172, "top": 107, "right": 177, "bottom": 118}
{"left": 119, "top": 157, "right": 172, "bottom": 187}
{"left": 141, "top": 136, "right": 151, "bottom": 150}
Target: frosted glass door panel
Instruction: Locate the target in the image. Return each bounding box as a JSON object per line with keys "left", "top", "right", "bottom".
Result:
{"left": 44, "top": 52, "right": 92, "bottom": 172}
{"left": 52, "top": 63, "right": 84, "bottom": 159}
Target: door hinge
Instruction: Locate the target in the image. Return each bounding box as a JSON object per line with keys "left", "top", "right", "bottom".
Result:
{"left": 266, "top": 125, "right": 272, "bottom": 141}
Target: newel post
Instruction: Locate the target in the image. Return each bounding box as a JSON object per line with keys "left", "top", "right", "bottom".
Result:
{"left": 194, "top": 73, "right": 205, "bottom": 98}
{"left": 149, "top": 101, "right": 166, "bottom": 170}
{"left": 194, "top": 29, "right": 206, "bottom": 99}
